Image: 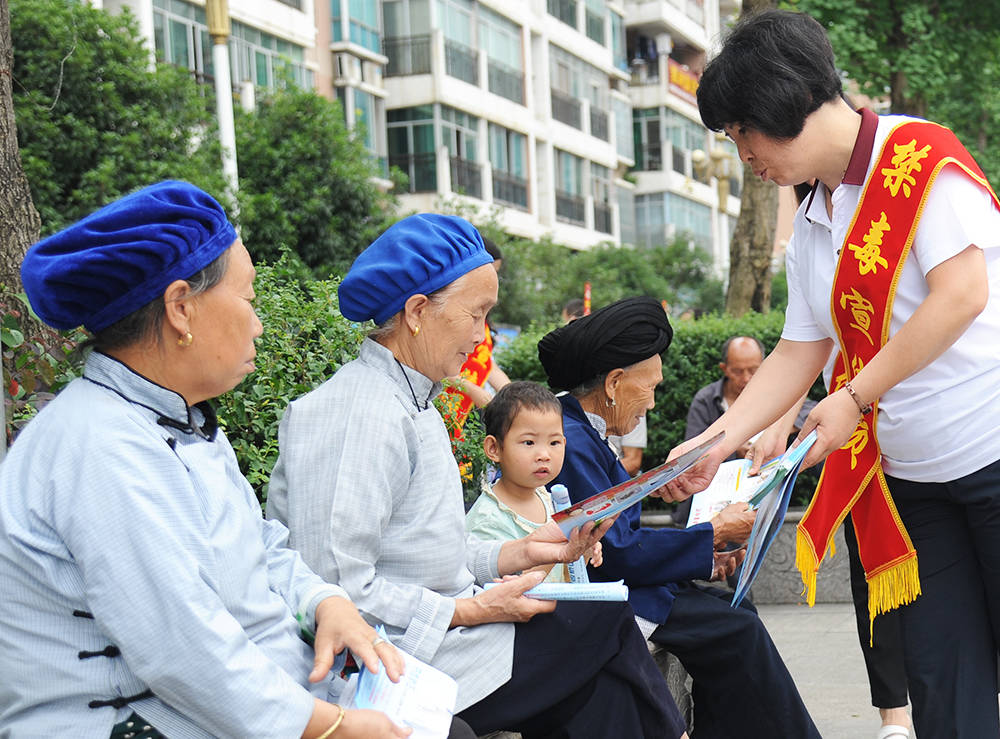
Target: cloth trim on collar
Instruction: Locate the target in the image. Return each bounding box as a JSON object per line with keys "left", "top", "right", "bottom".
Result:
{"left": 83, "top": 351, "right": 217, "bottom": 439}
{"left": 843, "top": 108, "right": 878, "bottom": 186}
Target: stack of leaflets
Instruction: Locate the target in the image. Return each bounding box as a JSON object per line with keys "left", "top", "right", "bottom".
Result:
{"left": 483, "top": 579, "right": 629, "bottom": 601}
{"left": 551, "top": 431, "right": 724, "bottom": 538}
{"left": 340, "top": 629, "right": 458, "bottom": 739}
{"left": 682, "top": 432, "right": 818, "bottom": 607}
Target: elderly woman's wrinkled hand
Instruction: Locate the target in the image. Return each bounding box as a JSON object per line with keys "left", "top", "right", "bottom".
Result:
{"left": 310, "top": 596, "right": 405, "bottom": 684}
{"left": 453, "top": 571, "right": 556, "bottom": 626}
{"left": 711, "top": 548, "right": 746, "bottom": 581}
{"left": 711, "top": 503, "right": 756, "bottom": 548}
{"left": 335, "top": 709, "right": 413, "bottom": 738}
{"left": 655, "top": 441, "right": 728, "bottom": 502}
{"left": 526, "top": 518, "right": 615, "bottom": 568}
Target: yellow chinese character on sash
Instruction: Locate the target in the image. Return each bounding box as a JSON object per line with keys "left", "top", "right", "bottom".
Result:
{"left": 842, "top": 420, "right": 870, "bottom": 470}
{"left": 839, "top": 288, "right": 875, "bottom": 346}
{"left": 834, "top": 356, "right": 866, "bottom": 392}
{"left": 848, "top": 212, "right": 891, "bottom": 275}
{"left": 880, "top": 139, "right": 931, "bottom": 198}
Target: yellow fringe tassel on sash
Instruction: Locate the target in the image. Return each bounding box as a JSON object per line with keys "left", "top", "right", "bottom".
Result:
{"left": 796, "top": 526, "right": 920, "bottom": 646}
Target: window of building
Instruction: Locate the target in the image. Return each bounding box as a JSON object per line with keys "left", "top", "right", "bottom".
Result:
{"left": 479, "top": 5, "right": 523, "bottom": 104}
{"left": 610, "top": 10, "right": 626, "bottom": 72}
{"left": 592, "top": 163, "right": 612, "bottom": 234}
{"left": 547, "top": 0, "right": 578, "bottom": 27}
{"left": 489, "top": 123, "right": 528, "bottom": 209}
{"left": 348, "top": 0, "right": 380, "bottom": 53}
{"left": 665, "top": 109, "right": 708, "bottom": 177}
{"left": 555, "top": 149, "right": 585, "bottom": 225}
{"left": 354, "top": 88, "right": 376, "bottom": 152}
{"left": 614, "top": 96, "right": 634, "bottom": 162}
{"left": 635, "top": 192, "right": 711, "bottom": 248}
{"left": 550, "top": 45, "right": 608, "bottom": 134}
{"left": 152, "top": 0, "right": 312, "bottom": 89}
{"left": 388, "top": 105, "right": 437, "bottom": 192}
{"left": 584, "top": 0, "right": 605, "bottom": 46}
{"left": 441, "top": 105, "right": 482, "bottom": 198}
{"left": 437, "top": 0, "right": 478, "bottom": 85}
{"left": 632, "top": 107, "right": 661, "bottom": 171}
{"left": 382, "top": 0, "right": 431, "bottom": 76}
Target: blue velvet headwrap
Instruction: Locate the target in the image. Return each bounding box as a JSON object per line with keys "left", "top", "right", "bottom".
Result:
{"left": 21, "top": 181, "right": 237, "bottom": 333}
{"left": 338, "top": 213, "right": 493, "bottom": 325}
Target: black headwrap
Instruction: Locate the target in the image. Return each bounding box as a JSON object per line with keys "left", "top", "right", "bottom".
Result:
{"left": 538, "top": 296, "right": 673, "bottom": 391}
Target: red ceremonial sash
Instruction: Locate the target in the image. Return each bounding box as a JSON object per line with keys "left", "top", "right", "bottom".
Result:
{"left": 796, "top": 119, "right": 1000, "bottom": 630}
{"left": 443, "top": 323, "right": 493, "bottom": 439}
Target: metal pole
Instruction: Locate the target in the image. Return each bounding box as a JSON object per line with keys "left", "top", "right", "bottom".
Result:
{"left": 205, "top": 0, "right": 239, "bottom": 209}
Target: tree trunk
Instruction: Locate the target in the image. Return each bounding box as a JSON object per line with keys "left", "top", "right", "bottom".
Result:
{"left": 723, "top": 0, "right": 779, "bottom": 318}
{"left": 725, "top": 161, "right": 778, "bottom": 316}
{"left": 0, "top": 0, "right": 40, "bottom": 296}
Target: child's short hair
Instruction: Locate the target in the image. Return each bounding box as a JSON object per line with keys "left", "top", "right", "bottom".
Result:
{"left": 483, "top": 381, "right": 562, "bottom": 443}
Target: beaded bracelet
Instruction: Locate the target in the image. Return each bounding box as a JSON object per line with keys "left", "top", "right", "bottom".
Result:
{"left": 316, "top": 705, "right": 346, "bottom": 739}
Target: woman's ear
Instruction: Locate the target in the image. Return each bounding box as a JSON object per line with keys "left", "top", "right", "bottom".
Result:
{"left": 162, "top": 279, "right": 194, "bottom": 336}
{"left": 483, "top": 434, "right": 502, "bottom": 463}
{"left": 402, "top": 293, "right": 431, "bottom": 335}
{"left": 604, "top": 368, "right": 625, "bottom": 399}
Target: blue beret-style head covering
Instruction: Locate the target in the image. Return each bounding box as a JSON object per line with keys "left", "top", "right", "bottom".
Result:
{"left": 21, "top": 180, "right": 237, "bottom": 333}
{"left": 339, "top": 213, "right": 493, "bottom": 325}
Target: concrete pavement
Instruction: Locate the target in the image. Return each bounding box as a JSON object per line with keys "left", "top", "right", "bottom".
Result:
{"left": 757, "top": 602, "right": 911, "bottom": 739}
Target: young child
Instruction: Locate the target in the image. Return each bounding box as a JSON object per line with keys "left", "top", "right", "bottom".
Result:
{"left": 466, "top": 381, "right": 598, "bottom": 582}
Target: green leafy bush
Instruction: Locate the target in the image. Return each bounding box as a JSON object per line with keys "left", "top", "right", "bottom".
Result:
{"left": 496, "top": 311, "right": 825, "bottom": 508}
{"left": 215, "top": 254, "right": 368, "bottom": 501}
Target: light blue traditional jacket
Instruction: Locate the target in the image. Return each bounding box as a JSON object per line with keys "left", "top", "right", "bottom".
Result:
{"left": 0, "top": 352, "right": 345, "bottom": 737}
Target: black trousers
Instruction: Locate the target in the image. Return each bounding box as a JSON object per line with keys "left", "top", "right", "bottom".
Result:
{"left": 844, "top": 512, "right": 909, "bottom": 709}
{"left": 887, "top": 458, "right": 1000, "bottom": 738}
{"left": 458, "top": 601, "right": 685, "bottom": 739}
{"left": 650, "top": 583, "right": 819, "bottom": 739}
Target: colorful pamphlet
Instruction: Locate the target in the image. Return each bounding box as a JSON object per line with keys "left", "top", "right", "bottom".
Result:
{"left": 551, "top": 431, "right": 725, "bottom": 538}
{"left": 482, "top": 579, "right": 629, "bottom": 601}
{"left": 341, "top": 628, "right": 458, "bottom": 739}
{"left": 730, "top": 431, "right": 818, "bottom": 608}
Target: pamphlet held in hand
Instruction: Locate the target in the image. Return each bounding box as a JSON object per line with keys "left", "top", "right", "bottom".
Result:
{"left": 551, "top": 431, "right": 724, "bottom": 538}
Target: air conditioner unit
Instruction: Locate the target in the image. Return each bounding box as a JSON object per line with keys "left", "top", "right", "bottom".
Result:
{"left": 336, "top": 53, "right": 362, "bottom": 83}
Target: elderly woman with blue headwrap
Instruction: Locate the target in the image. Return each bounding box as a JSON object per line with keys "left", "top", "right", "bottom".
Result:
{"left": 0, "top": 182, "right": 410, "bottom": 739}
{"left": 266, "top": 214, "right": 687, "bottom": 738}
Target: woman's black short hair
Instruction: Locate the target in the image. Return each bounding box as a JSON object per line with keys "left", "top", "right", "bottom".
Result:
{"left": 698, "top": 9, "right": 842, "bottom": 139}
{"left": 483, "top": 381, "right": 562, "bottom": 444}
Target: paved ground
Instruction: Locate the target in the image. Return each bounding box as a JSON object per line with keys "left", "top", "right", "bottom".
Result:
{"left": 757, "top": 602, "right": 911, "bottom": 739}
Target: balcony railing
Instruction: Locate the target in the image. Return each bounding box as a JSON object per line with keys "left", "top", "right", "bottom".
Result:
{"left": 635, "top": 143, "right": 662, "bottom": 171}
{"left": 444, "top": 38, "right": 478, "bottom": 85}
{"left": 389, "top": 152, "right": 437, "bottom": 193}
{"left": 488, "top": 59, "right": 524, "bottom": 105}
{"left": 551, "top": 90, "right": 582, "bottom": 129}
{"left": 555, "top": 190, "right": 586, "bottom": 225}
{"left": 589, "top": 108, "right": 609, "bottom": 141}
{"left": 492, "top": 170, "right": 528, "bottom": 210}
{"left": 593, "top": 201, "right": 612, "bottom": 234}
{"left": 450, "top": 156, "right": 482, "bottom": 199}
{"left": 384, "top": 35, "right": 431, "bottom": 77}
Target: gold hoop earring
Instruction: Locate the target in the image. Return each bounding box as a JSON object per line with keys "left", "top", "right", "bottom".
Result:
{"left": 177, "top": 331, "right": 193, "bottom": 347}
{"left": 411, "top": 325, "right": 420, "bottom": 337}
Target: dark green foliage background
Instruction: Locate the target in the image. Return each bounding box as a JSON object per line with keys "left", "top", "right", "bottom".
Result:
{"left": 11, "top": 0, "right": 228, "bottom": 231}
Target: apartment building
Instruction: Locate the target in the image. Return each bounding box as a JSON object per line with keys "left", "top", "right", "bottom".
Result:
{"left": 94, "top": 0, "right": 741, "bottom": 263}
{"left": 625, "top": 0, "right": 741, "bottom": 274}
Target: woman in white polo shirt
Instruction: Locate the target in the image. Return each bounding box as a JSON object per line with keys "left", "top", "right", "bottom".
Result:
{"left": 671, "top": 9, "right": 1000, "bottom": 739}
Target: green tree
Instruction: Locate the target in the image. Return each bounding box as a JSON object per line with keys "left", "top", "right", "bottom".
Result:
{"left": 10, "top": 0, "right": 227, "bottom": 234}
{"left": 788, "top": 0, "right": 1000, "bottom": 190}
{"left": 235, "top": 86, "right": 400, "bottom": 276}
